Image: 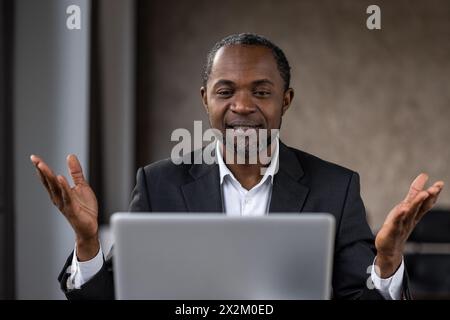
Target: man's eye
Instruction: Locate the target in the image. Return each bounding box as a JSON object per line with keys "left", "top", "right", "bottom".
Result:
{"left": 254, "top": 91, "right": 270, "bottom": 97}
{"left": 217, "top": 90, "right": 233, "bottom": 97}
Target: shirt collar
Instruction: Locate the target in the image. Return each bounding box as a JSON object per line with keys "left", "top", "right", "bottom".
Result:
{"left": 216, "top": 136, "right": 280, "bottom": 185}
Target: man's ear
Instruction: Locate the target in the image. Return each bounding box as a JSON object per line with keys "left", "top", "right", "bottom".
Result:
{"left": 281, "top": 88, "right": 294, "bottom": 116}
{"left": 200, "top": 86, "right": 209, "bottom": 114}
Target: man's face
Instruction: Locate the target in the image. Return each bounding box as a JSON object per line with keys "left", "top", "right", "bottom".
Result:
{"left": 201, "top": 45, "right": 294, "bottom": 153}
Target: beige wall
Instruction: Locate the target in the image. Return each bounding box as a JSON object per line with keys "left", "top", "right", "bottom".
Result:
{"left": 140, "top": 0, "right": 450, "bottom": 229}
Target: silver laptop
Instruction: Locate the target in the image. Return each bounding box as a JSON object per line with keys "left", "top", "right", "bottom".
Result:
{"left": 111, "top": 213, "right": 335, "bottom": 300}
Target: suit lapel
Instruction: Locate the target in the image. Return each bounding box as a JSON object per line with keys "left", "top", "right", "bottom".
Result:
{"left": 181, "top": 159, "right": 223, "bottom": 213}
{"left": 269, "top": 142, "right": 309, "bottom": 213}
{"left": 180, "top": 142, "right": 308, "bottom": 214}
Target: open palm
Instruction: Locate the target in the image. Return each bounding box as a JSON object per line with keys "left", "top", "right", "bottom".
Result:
{"left": 375, "top": 173, "right": 444, "bottom": 276}
{"left": 31, "top": 154, "right": 99, "bottom": 242}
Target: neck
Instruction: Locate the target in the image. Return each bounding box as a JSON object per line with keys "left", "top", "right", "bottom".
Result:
{"left": 227, "top": 163, "right": 263, "bottom": 190}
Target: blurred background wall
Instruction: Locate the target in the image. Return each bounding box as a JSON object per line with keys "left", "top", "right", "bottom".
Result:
{"left": 137, "top": 0, "right": 450, "bottom": 228}
{"left": 10, "top": 0, "right": 134, "bottom": 299}
{"left": 13, "top": 0, "right": 91, "bottom": 299}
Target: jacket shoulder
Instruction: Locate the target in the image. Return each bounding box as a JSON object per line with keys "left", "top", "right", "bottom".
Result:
{"left": 141, "top": 158, "right": 191, "bottom": 183}
{"left": 140, "top": 148, "right": 204, "bottom": 184}
{"left": 287, "top": 146, "right": 357, "bottom": 180}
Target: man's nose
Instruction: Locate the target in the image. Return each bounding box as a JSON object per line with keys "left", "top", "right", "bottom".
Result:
{"left": 230, "top": 92, "right": 256, "bottom": 115}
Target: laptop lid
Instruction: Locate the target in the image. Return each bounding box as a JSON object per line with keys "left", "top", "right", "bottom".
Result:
{"left": 111, "top": 213, "right": 335, "bottom": 300}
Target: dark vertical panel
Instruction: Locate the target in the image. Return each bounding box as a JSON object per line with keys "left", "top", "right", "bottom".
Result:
{"left": 88, "top": 0, "right": 105, "bottom": 224}
{"left": 0, "top": 0, "right": 5, "bottom": 299}
{"left": 0, "top": 0, "right": 15, "bottom": 299}
{"left": 0, "top": 0, "right": 5, "bottom": 213}
{"left": 135, "top": 0, "right": 151, "bottom": 170}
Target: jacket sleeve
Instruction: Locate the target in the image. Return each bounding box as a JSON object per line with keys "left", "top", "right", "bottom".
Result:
{"left": 57, "top": 251, "right": 114, "bottom": 300}
{"left": 58, "top": 168, "right": 151, "bottom": 300}
{"left": 332, "top": 172, "right": 411, "bottom": 299}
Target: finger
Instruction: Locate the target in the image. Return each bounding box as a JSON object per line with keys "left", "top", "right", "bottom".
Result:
{"left": 30, "top": 154, "right": 43, "bottom": 166}
{"left": 427, "top": 183, "right": 443, "bottom": 196}
{"left": 36, "top": 161, "right": 63, "bottom": 208}
{"left": 432, "top": 181, "right": 445, "bottom": 190}
{"left": 402, "top": 190, "right": 429, "bottom": 224}
{"left": 415, "top": 187, "right": 444, "bottom": 223}
{"left": 404, "top": 173, "right": 429, "bottom": 204}
{"left": 31, "top": 155, "right": 65, "bottom": 194}
{"left": 67, "top": 154, "right": 86, "bottom": 186}
{"left": 34, "top": 166, "right": 51, "bottom": 194}
{"left": 57, "top": 175, "right": 72, "bottom": 207}
{"left": 31, "top": 154, "right": 51, "bottom": 186}
{"left": 418, "top": 182, "right": 445, "bottom": 214}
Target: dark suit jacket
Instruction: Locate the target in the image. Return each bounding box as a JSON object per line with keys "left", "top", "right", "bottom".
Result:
{"left": 58, "top": 142, "right": 410, "bottom": 300}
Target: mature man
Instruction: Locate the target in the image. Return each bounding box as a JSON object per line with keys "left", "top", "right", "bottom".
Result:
{"left": 31, "top": 33, "right": 444, "bottom": 300}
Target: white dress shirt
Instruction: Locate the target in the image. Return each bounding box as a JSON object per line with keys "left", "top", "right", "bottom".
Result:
{"left": 68, "top": 138, "right": 404, "bottom": 299}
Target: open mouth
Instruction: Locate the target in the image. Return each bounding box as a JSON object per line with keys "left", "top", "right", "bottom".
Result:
{"left": 225, "top": 122, "right": 262, "bottom": 132}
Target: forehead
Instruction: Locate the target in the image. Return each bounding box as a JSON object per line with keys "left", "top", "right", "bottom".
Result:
{"left": 209, "top": 45, "right": 282, "bottom": 86}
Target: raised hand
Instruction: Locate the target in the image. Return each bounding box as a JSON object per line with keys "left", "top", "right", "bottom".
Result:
{"left": 30, "top": 154, "right": 100, "bottom": 261}
{"left": 375, "top": 173, "right": 444, "bottom": 277}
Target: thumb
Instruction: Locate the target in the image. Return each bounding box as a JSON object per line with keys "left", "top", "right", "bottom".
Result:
{"left": 67, "top": 154, "right": 86, "bottom": 185}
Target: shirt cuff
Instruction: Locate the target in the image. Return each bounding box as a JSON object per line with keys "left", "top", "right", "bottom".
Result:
{"left": 370, "top": 256, "right": 404, "bottom": 300}
{"left": 66, "top": 243, "right": 104, "bottom": 290}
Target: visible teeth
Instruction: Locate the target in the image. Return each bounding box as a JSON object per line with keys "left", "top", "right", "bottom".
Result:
{"left": 232, "top": 126, "right": 256, "bottom": 129}
{"left": 234, "top": 126, "right": 253, "bottom": 132}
